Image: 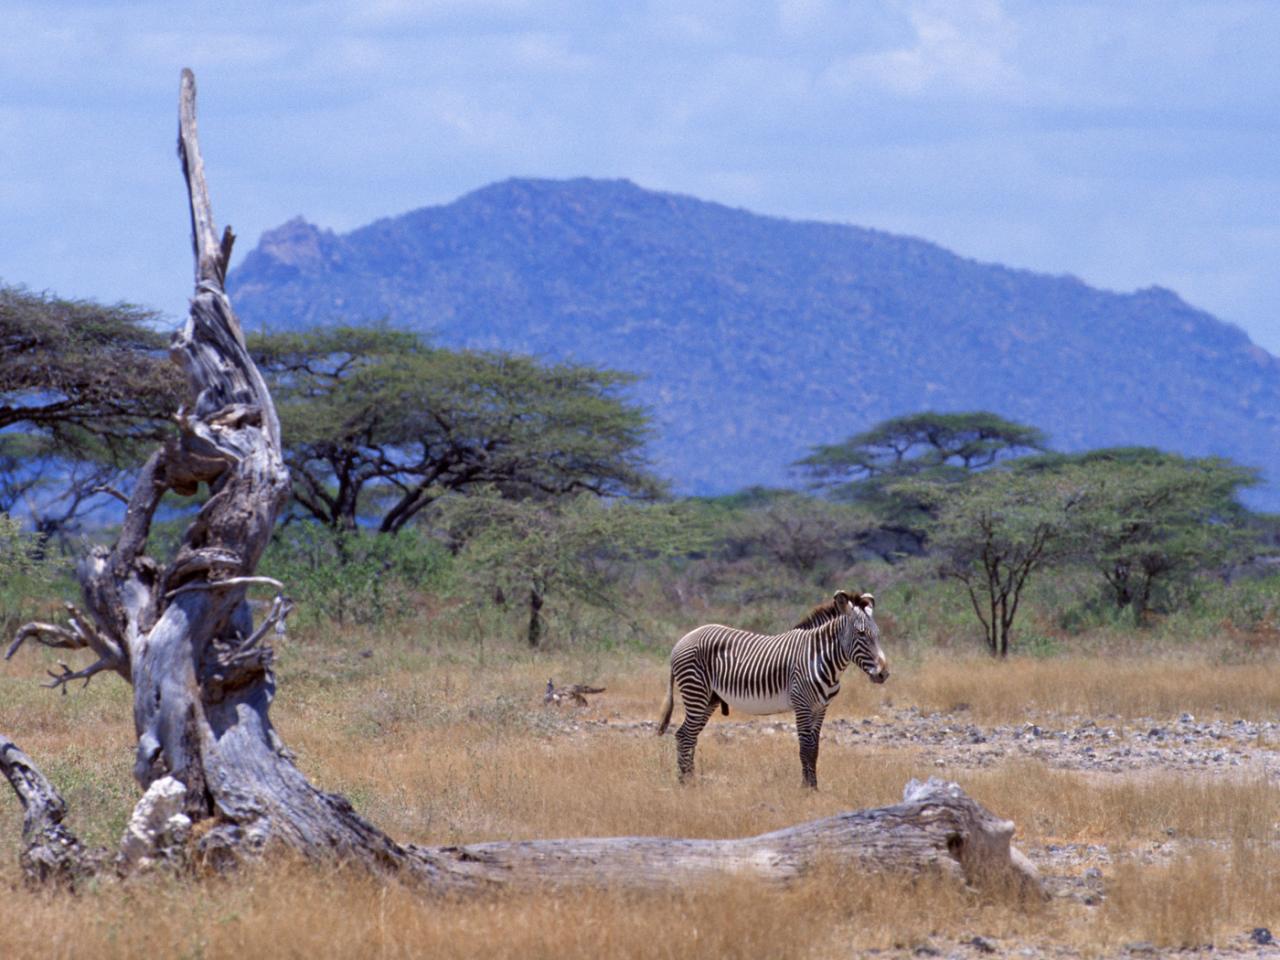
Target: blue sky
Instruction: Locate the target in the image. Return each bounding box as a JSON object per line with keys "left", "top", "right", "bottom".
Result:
{"left": 3, "top": 1, "right": 1278, "bottom": 349}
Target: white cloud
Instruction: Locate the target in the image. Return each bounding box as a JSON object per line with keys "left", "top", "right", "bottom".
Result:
{"left": 823, "top": 0, "right": 1021, "bottom": 99}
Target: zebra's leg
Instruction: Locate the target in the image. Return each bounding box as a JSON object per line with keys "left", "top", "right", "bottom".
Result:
{"left": 795, "top": 704, "right": 828, "bottom": 789}
{"left": 675, "top": 698, "right": 713, "bottom": 783}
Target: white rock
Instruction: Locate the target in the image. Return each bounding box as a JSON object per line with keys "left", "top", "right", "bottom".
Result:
{"left": 118, "top": 775, "right": 189, "bottom": 871}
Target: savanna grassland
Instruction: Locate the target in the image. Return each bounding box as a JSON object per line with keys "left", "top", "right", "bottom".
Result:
{"left": 3, "top": 567, "right": 1280, "bottom": 960}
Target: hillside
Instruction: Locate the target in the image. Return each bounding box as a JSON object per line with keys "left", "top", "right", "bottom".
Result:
{"left": 227, "top": 178, "right": 1280, "bottom": 503}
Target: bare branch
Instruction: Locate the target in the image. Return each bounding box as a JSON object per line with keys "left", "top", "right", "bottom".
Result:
{"left": 178, "top": 68, "right": 227, "bottom": 290}
{"left": 198, "top": 595, "right": 293, "bottom": 701}
{"left": 91, "top": 484, "right": 131, "bottom": 504}
{"left": 0, "top": 734, "right": 102, "bottom": 885}
{"left": 63, "top": 600, "right": 125, "bottom": 661}
{"left": 7, "top": 621, "right": 82, "bottom": 659}
{"left": 7, "top": 601, "right": 128, "bottom": 683}
{"left": 165, "top": 575, "right": 285, "bottom": 600}
{"left": 44, "top": 658, "right": 115, "bottom": 694}
{"left": 248, "top": 593, "right": 294, "bottom": 643}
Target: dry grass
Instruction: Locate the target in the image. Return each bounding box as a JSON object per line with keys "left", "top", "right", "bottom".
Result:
{"left": 4, "top": 628, "right": 1280, "bottom": 957}
{"left": 279, "top": 661, "right": 915, "bottom": 844}
{"left": 0, "top": 859, "right": 1044, "bottom": 960}
{"left": 0, "top": 850, "right": 1273, "bottom": 959}
{"left": 278, "top": 663, "right": 1280, "bottom": 848}
{"left": 953, "top": 761, "right": 1280, "bottom": 844}
{"left": 1100, "top": 843, "right": 1280, "bottom": 949}
{"left": 895, "top": 654, "right": 1280, "bottom": 722}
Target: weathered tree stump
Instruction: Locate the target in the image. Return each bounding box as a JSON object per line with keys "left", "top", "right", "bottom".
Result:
{"left": 2, "top": 70, "right": 1041, "bottom": 903}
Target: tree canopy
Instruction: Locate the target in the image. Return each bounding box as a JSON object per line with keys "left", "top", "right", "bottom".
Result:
{"left": 0, "top": 283, "right": 180, "bottom": 448}
{"left": 441, "top": 491, "right": 701, "bottom": 647}
{"left": 0, "top": 283, "right": 182, "bottom": 531}
{"left": 796, "top": 411, "right": 1048, "bottom": 488}
{"left": 712, "top": 489, "right": 879, "bottom": 575}
{"left": 249, "top": 326, "right": 663, "bottom": 534}
{"left": 904, "top": 467, "right": 1085, "bottom": 656}
{"left": 903, "top": 445, "right": 1261, "bottom": 652}
{"left": 793, "top": 412, "right": 1050, "bottom": 557}
{"left": 1021, "top": 448, "right": 1259, "bottom": 618}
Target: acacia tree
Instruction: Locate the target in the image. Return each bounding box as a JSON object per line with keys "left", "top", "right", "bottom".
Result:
{"left": 1024, "top": 448, "right": 1258, "bottom": 620}
{"left": 796, "top": 411, "right": 1048, "bottom": 488}
{"left": 716, "top": 491, "right": 879, "bottom": 575}
{"left": 250, "top": 326, "right": 661, "bottom": 534}
{"left": 0, "top": 283, "right": 180, "bottom": 442}
{"left": 909, "top": 468, "right": 1084, "bottom": 657}
{"left": 795, "top": 412, "right": 1049, "bottom": 556}
{"left": 0, "top": 284, "right": 183, "bottom": 531}
{"left": 0, "top": 435, "right": 140, "bottom": 548}
{"left": 442, "top": 492, "right": 701, "bottom": 647}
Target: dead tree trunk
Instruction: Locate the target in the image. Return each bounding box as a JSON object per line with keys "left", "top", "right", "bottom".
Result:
{"left": 7, "top": 68, "right": 410, "bottom": 877}
{"left": 3, "top": 70, "right": 1041, "bottom": 901}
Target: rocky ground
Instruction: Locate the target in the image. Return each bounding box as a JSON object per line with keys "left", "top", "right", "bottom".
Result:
{"left": 894, "top": 928, "right": 1280, "bottom": 960}
{"left": 713, "top": 709, "right": 1280, "bottom": 778}
{"left": 589, "top": 706, "right": 1280, "bottom": 778}
{"left": 823, "top": 708, "right": 1280, "bottom": 778}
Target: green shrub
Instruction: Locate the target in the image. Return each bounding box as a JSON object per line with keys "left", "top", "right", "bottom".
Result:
{"left": 260, "top": 525, "right": 452, "bottom": 628}
{"left": 0, "top": 513, "right": 61, "bottom": 639}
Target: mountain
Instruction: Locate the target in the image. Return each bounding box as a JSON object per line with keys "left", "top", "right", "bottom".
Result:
{"left": 227, "top": 177, "right": 1280, "bottom": 504}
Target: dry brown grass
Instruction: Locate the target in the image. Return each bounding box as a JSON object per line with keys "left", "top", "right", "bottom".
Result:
{"left": 270, "top": 656, "right": 1280, "bottom": 855}
{"left": 952, "top": 761, "right": 1280, "bottom": 844}
{"left": 279, "top": 660, "right": 917, "bottom": 844}
{"left": 896, "top": 654, "right": 1280, "bottom": 722}
{"left": 0, "top": 859, "right": 1043, "bottom": 960}
{"left": 0, "top": 850, "right": 1272, "bottom": 959}
{"left": 1100, "top": 843, "right": 1280, "bottom": 949}
{"left": 4, "top": 631, "right": 1280, "bottom": 958}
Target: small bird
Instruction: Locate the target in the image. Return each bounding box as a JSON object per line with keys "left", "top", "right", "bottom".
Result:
{"left": 544, "top": 678, "right": 606, "bottom": 707}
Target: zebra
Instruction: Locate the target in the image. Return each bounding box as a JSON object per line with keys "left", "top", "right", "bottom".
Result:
{"left": 657, "top": 590, "right": 887, "bottom": 789}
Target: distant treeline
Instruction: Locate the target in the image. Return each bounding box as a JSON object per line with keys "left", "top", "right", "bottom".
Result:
{"left": 1, "top": 287, "right": 1271, "bottom": 656}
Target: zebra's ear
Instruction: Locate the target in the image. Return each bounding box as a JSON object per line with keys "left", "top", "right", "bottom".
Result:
{"left": 832, "top": 590, "right": 853, "bottom": 611}
{"left": 853, "top": 593, "right": 875, "bottom": 612}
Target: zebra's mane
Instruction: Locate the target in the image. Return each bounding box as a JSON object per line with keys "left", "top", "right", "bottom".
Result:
{"left": 792, "top": 599, "right": 842, "bottom": 630}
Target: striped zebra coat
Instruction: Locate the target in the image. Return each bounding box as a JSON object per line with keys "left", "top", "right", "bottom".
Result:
{"left": 657, "top": 590, "right": 887, "bottom": 788}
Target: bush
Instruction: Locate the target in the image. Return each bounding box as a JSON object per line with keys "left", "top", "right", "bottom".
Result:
{"left": 0, "top": 513, "right": 61, "bottom": 638}
{"left": 260, "top": 525, "right": 452, "bottom": 628}
{"left": 442, "top": 493, "right": 706, "bottom": 648}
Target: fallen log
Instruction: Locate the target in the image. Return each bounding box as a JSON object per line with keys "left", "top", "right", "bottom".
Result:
{"left": 404, "top": 777, "right": 1041, "bottom": 895}
{"left": 2, "top": 70, "right": 1037, "bottom": 903}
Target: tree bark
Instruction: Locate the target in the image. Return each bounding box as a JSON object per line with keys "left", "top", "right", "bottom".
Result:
{"left": 6, "top": 68, "right": 410, "bottom": 876}
{"left": 404, "top": 777, "right": 1041, "bottom": 894}
{"left": 4, "top": 70, "right": 1040, "bottom": 903}
{"left": 0, "top": 735, "right": 104, "bottom": 886}
{"left": 527, "top": 584, "right": 545, "bottom": 648}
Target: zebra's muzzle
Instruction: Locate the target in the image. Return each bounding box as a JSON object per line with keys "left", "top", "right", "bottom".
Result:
{"left": 869, "top": 669, "right": 888, "bottom": 684}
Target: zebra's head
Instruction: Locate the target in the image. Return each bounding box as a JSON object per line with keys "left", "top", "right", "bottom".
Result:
{"left": 833, "top": 590, "right": 888, "bottom": 684}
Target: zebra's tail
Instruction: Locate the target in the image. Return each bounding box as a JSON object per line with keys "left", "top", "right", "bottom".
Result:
{"left": 657, "top": 667, "right": 675, "bottom": 735}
